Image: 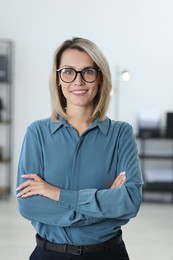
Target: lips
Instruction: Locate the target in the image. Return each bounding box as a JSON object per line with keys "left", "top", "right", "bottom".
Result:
{"left": 71, "top": 90, "right": 88, "bottom": 95}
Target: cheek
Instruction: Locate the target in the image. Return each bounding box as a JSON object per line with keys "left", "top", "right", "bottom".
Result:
{"left": 59, "top": 81, "right": 69, "bottom": 95}
{"left": 91, "top": 84, "right": 100, "bottom": 96}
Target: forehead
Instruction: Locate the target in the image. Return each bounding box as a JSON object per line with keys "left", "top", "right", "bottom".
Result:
{"left": 60, "top": 49, "right": 94, "bottom": 67}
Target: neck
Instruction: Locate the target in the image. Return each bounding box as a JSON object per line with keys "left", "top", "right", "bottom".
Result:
{"left": 66, "top": 106, "right": 94, "bottom": 136}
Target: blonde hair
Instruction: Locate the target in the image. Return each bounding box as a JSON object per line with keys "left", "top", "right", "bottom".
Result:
{"left": 49, "top": 37, "right": 112, "bottom": 122}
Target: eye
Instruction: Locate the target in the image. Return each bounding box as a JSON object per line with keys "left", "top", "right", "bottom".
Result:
{"left": 62, "top": 68, "right": 74, "bottom": 75}
{"left": 84, "top": 68, "right": 95, "bottom": 75}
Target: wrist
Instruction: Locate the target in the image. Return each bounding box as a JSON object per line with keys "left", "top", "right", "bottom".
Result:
{"left": 54, "top": 187, "right": 61, "bottom": 201}
{"left": 48, "top": 186, "right": 61, "bottom": 201}
{"left": 57, "top": 187, "right": 61, "bottom": 201}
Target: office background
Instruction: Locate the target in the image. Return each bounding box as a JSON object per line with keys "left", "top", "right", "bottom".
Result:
{"left": 1, "top": 0, "right": 173, "bottom": 191}
{"left": 0, "top": 0, "right": 173, "bottom": 259}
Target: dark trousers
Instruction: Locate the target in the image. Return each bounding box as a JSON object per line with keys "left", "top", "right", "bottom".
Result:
{"left": 29, "top": 241, "right": 130, "bottom": 260}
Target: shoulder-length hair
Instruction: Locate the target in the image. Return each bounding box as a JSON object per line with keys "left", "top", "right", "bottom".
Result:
{"left": 49, "top": 37, "right": 112, "bottom": 122}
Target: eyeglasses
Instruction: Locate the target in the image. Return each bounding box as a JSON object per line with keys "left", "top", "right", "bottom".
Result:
{"left": 57, "top": 67, "right": 101, "bottom": 83}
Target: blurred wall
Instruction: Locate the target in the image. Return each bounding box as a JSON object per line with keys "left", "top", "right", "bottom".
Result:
{"left": 0, "top": 0, "right": 173, "bottom": 193}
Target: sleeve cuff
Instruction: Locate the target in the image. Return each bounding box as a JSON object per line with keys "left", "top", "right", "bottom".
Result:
{"left": 59, "top": 189, "right": 79, "bottom": 210}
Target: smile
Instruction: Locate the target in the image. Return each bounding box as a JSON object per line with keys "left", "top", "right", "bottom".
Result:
{"left": 71, "top": 90, "right": 88, "bottom": 95}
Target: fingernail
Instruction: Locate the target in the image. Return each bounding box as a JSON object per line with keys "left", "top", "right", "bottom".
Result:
{"left": 120, "top": 171, "right": 126, "bottom": 175}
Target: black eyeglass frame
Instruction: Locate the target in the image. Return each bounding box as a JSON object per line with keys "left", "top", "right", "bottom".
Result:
{"left": 56, "top": 67, "right": 101, "bottom": 83}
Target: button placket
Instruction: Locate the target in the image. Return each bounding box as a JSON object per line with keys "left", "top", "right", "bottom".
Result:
{"left": 70, "top": 136, "right": 84, "bottom": 189}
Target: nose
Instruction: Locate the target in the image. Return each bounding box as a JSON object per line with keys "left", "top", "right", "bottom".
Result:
{"left": 74, "top": 72, "right": 84, "bottom": 84}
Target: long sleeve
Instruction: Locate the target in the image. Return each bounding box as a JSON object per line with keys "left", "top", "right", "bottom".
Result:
{"left": 59, "top": 123, "right": 143, "bottom": 220}
{"left": 17, "top": 124, "right": 105, "bottom": 227}
{"left": 17, "top": 196, "right": 104, "bottom": 227}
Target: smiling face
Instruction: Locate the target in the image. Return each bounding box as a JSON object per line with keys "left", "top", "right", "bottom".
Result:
{"left": 58, "top": 49, "right": 102, "bottom": 114}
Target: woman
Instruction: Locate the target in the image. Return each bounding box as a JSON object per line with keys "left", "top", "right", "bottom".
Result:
{"left": 16, "top": 37, "right": 143, "bottom": 260}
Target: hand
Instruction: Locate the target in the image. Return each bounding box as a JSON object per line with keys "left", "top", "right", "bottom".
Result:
{"left": 111, "top": 171, "right": 126, "bottom": 188}
{"left": 16, "top": 174, "right": 60, "bottom": 201}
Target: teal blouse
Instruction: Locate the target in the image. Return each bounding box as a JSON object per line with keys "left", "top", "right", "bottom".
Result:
{"left": 17, "top": 116, "right": 143, "bottom": 245}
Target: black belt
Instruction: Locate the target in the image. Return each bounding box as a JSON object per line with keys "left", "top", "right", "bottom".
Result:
{"left": 36, "top": 233, "right": 122, "bottom": 255}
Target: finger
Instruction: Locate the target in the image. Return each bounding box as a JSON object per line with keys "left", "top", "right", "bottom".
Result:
{"left": 111, "top": 178, "right": 120, "bottom": 188}
{"left": 111, "top": 178, "right": 125, "bottom": 188}
{"left": 111, "top": 179, "right": 124, "bottom": 188}
{"left": 111, "top": 172, "right": 126, "bottom": 188}
{"left": 20, "top": 191, "right": 33, "bottom": 198}
{"left": 16, "top": 179, "right": 32, "bottom": 191}
{"left": 16, "top": 177, "right": 40, "bottom": 191}
{"left": 17, "top": 181, "right": 42, "bottom": 197}
{"left": 119, "top": 171, "right": 126, "bottom": 177}
{"left": 17, "top": 186, "right": 32, "bottom": 197}
{"left": 115, "top": 175, "right": 124, "bottom": 186}
{"left": 21, "top": 173, "right": 40, "bottom": 180}
{"left": 18, "top": 188, "right": 39, "bottom": 198}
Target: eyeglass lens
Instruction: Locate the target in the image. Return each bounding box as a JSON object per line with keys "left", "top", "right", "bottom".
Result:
{"left": 58, "top": 68, "right": 99, "bottom": 83}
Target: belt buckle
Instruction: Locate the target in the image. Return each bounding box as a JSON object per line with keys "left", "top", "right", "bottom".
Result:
{"left": 72, "top": 245, "right": 83, "bottom": 255}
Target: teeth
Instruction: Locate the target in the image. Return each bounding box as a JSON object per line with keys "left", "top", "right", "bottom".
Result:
{"left": 72, "top": 90, "right": 87, "bottom": 94}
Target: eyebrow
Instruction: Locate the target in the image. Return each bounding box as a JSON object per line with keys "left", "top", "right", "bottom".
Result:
{"left": 59, "top": 64, "right": 95, "bottom": 69}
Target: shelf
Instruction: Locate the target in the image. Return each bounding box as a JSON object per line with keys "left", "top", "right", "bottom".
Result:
{"left": 0, "top": 120, "right": 11, "bottom": 124}
{"left": 0, "top": 158, "right": 10, "bottom": 163}
{"left": 138, "top": 137, "right": 173, "bottom": 201}
{"left": 0, "top": 186, "right": 10, "bottom": 197}
{"left": 139, "top": 155, "right": 173, "bottom": 160}
{"left": 0, "top": 40, "right": 12, "bottom": 199}
{"left": 137, "top": 136, "right": 173, "bottom": 140}
{"left": 143, "top": 182, "right": 173, "bottom": 192}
